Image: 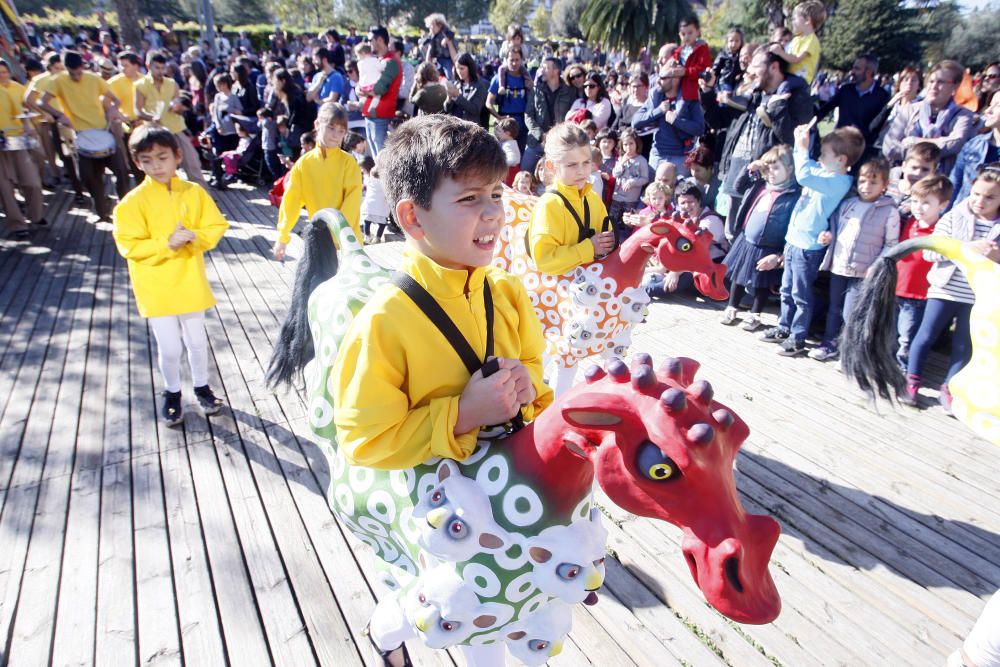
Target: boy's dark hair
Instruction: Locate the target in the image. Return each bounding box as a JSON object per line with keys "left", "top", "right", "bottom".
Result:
{"left": 674, "top": 179, "right": 704, "bottom": 204}
{"left": 62, "top": 50, "right": 84, "bottom": 70}
{"left": 369, "top": 25, "right": 390, "bottom": 44}
{"left": 147, "top": 52, "right": 169, "bottom": 69}
{"left": 496, "top": 116, "right": 519, "bottom": 139}
{"left": 910, "top": 174, "right": 954, "bottom": 203}
{"left": 117, "top": 51, "right": 141, "bottom": 67}
{"left": 595, "top": 128, "right": 618, "bottom": 145}
{"left": 343, "top": 131, "right": 366, "bottom": 151}
{"left": 300, "top": 130, "right": 316, "bottom": 146}
{"left": 904, "top": 141, "right": 942, "bottom": 166}
{"left": 380, "top": 115, "right": 506, "bottom": 211}
{"left": 580, "top": 119, "right": 598, "bottom": 134}
{"left": 360, "top": 155, "right": 375, "bottom": 172}
{"left": 213, "top": 72, "right": 233, "bottom": 88}
{"left": 858, "top": 156, "right": 890, "bottom": 183}
{"left": 821, "top": 127, "right": 866, "bottom": 168}
{"left": 257, "top": 107, "right": 274, "bottom": 119}
{"left": 678, "top": 15, "right": 700, "bottom": 30}
{"left": 276, "top": 114, "right": 289, "bottom": 127}
{"left": 25, "top": 58, "right": 44, "bottom": 75}
{"left": 129, "top": 124, "right": 180, "bottom": 156}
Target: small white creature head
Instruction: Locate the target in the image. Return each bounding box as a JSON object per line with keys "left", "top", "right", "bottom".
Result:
{"left": 617, "top": 286, "right": 651, "bottom": 323}
{"left": 412, "top": 460, "right": 507, "bottom": 562}
{"left": 565, "top": 314, "right": 606, "bottom": 350}
{"left": 504, "top": 601, "right": 573, "bottom": 666}
{"left": 569, "top": 267, "right": 613, "bottom": 307}
{"left": 602, "top": 329, "right": 633, "bottom": 359}
{"left": 403, "top": 565, "right": 499, "bottom": 649}
{"left": 526, "top": 508, "right": 609, "bottom": 603}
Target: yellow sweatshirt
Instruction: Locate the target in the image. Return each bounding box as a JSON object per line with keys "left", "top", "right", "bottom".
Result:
{"left": 276, "top": 147, "right": 363, "bottom": 244}
{"left": 528, "top": 180, "right": 608, "bottom": 275}
{"left": 107, "top": 73, "right": 139, "bottom": 121}
{"left": 332, "top": 248, "right": 553, "bottom": 470}
{"left": 112, "top": 176, "right": 229, "bottom": 318}
{"left": 134, "top": 75, "right": 186, "bottom": 134}
{"left": 0, "top": 81, "right": 27, "bottom": 137}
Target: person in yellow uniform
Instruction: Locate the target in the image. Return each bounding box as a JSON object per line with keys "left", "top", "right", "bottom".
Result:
{"left": 38, "top": 50, "right": 131, "bottom": 221}
{"left": 112, "top": 125, "right": 229, "bottom": 425}
{"left": 528, "top": 122, "right": 616, "bottom": 276}
{"left": 0, "top": 61, "right": 45, "bottom": 237}
{"left": 134, "top": 52, "right": 209, "bottom": 189}
{"left": 25, "top": 53, "right": 83, "bottom": 198}
{"left": 272, "top": 101, "right": 362, "bottom": 260}
{"left": 108, "top": 51, "right": 144, "bottom": 181}
{"left": 331, "top": 113, "right": 552, "bottom": 480}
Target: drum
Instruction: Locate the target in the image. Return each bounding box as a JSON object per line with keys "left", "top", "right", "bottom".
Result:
{"left": 76, "top": 129, "right": 116, "bottom": 159}
{"left": 0, "top": 134, "right": 39, "bottom": 152}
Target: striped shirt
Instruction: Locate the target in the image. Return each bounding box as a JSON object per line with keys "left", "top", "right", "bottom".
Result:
{"left": 927, "top": 218, "right": 999, "bottom": 304}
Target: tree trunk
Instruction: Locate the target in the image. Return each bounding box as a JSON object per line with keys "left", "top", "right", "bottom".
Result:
{"left": 113, "top": 0, "right": 142, "bottom": 50}
{"left": 765, "top": 0, "right": 785, "bottom": 31}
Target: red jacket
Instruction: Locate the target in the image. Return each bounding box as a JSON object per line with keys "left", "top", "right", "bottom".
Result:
{"left": 672, "top": 41, "right": 711, "bottom": 102}
{"left": 895, "top": 216, "right": 936, "bottom": 299}
{"left": 362, "top": 53, "right": 402, "bottom": 120}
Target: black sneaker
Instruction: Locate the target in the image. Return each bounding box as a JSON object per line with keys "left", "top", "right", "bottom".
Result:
{"left": 194, "top": 385, "right": 224, "bottom": 415}
{"left": 777, "top": 338, "right": 807, "bottom": 357}
{"left": 162, "top": 390, "right": 183, "bottom": 426}
{"left": 759, "top": 326, "right": 790, "bottom": 343}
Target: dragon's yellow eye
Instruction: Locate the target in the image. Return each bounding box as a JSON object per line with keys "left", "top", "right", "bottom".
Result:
{"left": 647, "top": 463, "right": 674, "bottom": 480}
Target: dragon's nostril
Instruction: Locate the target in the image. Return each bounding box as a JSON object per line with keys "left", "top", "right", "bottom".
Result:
{"left": 724, "top": 556, "right": 744, "bottom": 593}
{"left": 685, "top": 552, "right": 698, "bottom": 583}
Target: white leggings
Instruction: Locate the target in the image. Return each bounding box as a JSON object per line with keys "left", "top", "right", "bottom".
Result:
{"left": 149, "top": 311, "right": 209, "bottom": 393}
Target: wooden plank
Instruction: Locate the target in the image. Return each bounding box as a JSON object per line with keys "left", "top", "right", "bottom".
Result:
{"left": 5, "top": 224, "right": 101, "bottom": 665}
{"left": 128, "top": 295, "right": 184, "bottom": 667}
{"left": 95, "top": 245, "right": 138, "bottom": 667}
{"left": 51, "top": 239, "right": 116, "bottom": 667}
{"left": 576, "top": 584, "right": 683, "bottom": 667}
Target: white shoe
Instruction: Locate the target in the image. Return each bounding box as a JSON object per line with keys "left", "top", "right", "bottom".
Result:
{"left": 741, "top": 315, "right": 762, "bottom": 332}
{"left": 720, "top": 307, "right": 738, "bottom": 325}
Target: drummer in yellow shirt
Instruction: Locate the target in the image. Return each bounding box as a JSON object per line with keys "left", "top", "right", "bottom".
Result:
{"left": 272, "top": 101, "right": 363, "bottom": 260}
{"left": 23, "top": 55, "right": 71, "bottom": 191}
{"left": 38, "top": 49, "right": 131, "bottom": 221}
{"left": 108, "top": 51, "right": 144, "bottom": 178}
{"left": 0, "top": 61, "right": 45, "bottom": 236}
{"left": 112, "top": 125, "right": 229, "bottom": 425}
{"left": 134, "top": 52, "right": 209, "bottom": 188}
{"left": 331, "top": 115, "right": 552, "bottom": 474}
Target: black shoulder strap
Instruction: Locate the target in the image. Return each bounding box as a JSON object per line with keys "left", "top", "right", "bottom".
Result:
{"left": 548, "top": 189, "right": 594, "bottom": 243}
{"left": 391, "top": 272, "right": 493, "bottom": 376}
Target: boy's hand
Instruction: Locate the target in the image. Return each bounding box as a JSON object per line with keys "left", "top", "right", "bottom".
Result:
{"left": 969, "top": 239, "right": 1000, "bottom": 262}
{"left": 793, "top": 123, "right": 811, "bottom": 150}
{"left": 273, "top": 240, "right": 288, "bottom": 261}
{"left": 747, "top": 159, "right": 767, "bottom": 175}
{"left": 756, "top": 254, "right": 782, "bottom": 271}
{"left": 591, "top": 231, "right": 615, "bottom": 257}
{"left": 817, "top": 230, "right": 833, "bottom": 245}
{"left": 503, "top": 358, "right": 536, "bottom": 407}
{"left": 455, "top": 358, "right": 521, "bottom": 435}
{"left": 167, "top": 223, "right": 195, "bottom": 250}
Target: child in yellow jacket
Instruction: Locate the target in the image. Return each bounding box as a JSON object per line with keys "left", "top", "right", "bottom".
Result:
{"left": 112, "top": 125, "right": 229, "bottom": 425}
{"left": 273, "top": 101, "right": 363, "bottom": 260}
{"left": 528, "top": 122, "right": 616, "bottom": 275}
{"left": 331, "top": 115, "right": 554, "bottom": 471}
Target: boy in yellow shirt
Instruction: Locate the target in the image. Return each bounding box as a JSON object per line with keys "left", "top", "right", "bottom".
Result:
{"left": 331, "top": 114, "right": 553, "bottom": 472}
{"left": 112, "top": 125, "right": 229, "bottom": 425}
{"left": 769, "top": 0, "right": 826, "bottom": 84}
{"left": 528, "top": 122, "right": 616, "bottom": 275}
{"left": 273, "top": 101, "right": 363, "bottom": 260}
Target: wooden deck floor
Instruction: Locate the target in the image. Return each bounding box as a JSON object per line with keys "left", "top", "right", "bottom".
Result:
{"left": 1, "top": 184, "right": 998, "bottom": 667}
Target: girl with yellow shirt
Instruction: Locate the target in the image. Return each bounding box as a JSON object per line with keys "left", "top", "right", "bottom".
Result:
{"left": 112, "top": 126, "right": 229, "bottom": 425}
{"left": 273, "top": 101, "right": 363, "bottom": 260}
{"left": 527, "top": 122, "right": 616, "bottom": 276}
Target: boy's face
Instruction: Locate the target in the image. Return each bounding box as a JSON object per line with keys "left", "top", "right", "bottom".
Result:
{"left": 135, "top": 145, "right": 182, "bottom": 184}
{"left": 857, "top": 171, "right": 887, "bottom": 202}
{"left": 726, "top": 33, "right": 742, "bottom": 53}
{"left": 676, "top": 193, "right": 701, "bottom": 219}
{"left": 598, "top": 137, "right": 615, "bottom": 155}
{"left": 765, "top": 160, "right": 791, "bottom": 186}
{"left": 818, "top": 145, "right": 846, "bottom": 173}
{"left": 400, "top": 175, "right": 505, "bottom": 270}
{"left": 969, "top": 180, "right": 1000, "bottom": 220}
{"left": 678, "top": 23, "right": 699, "bottom": 46}
{"left": 911, "top": 193, "right": 945, "bottom": 226}
{"left": 320, "top": 123, "right": 346, "bottom": 149}
{"left": 902, "top": 156, "right": 935, "bottom": 185}
{"left": 791, "top": 9, "right": 810, "bottom": 35}
{"left": 648, "top": 190, "right": 668, "bottom": 211}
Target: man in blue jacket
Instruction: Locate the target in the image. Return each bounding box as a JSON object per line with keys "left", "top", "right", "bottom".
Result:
{"left": 632, "top": 65, "right": 705, "bottom": 177}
